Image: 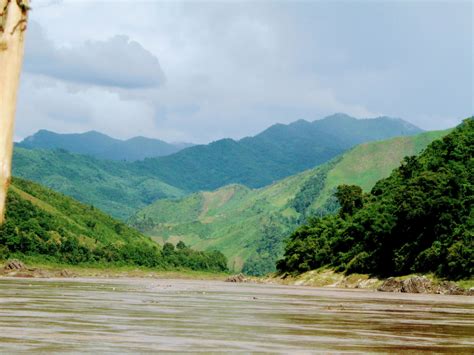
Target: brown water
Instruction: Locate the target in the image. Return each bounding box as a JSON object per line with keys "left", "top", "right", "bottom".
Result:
{"left": 0, "top": 277, "right": 472, "bottom": 353}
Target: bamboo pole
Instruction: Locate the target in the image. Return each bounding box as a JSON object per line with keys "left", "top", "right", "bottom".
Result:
{"left": 0, "top": 0, "right": 29, "bottom": 224}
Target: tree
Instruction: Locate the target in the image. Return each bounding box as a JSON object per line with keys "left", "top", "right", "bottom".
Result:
{"left": 162, "top": 242, "right": 175, "bottom": 256}
{"left": 176, "top": 241, "right": 187, "bottom": 250}
{"left": 335, "top": 184, "right": 363, "bottom": 217}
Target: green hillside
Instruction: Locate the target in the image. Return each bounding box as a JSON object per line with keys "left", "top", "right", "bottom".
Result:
{"left": 19, "top": 130, "right": 194, "bottom": 161}
{"left": 132, "top": 114, "right": 422, "bottom": 191}
{"left": 14, "top": 115, "right": 422, "bottom": 220}
{"left": 12, "top": 147, "right": 185, "bottom": 220}
{"left": 278, "top": 119, "right": 473, "bottom": 280}
{"left": 130, "top": 129, "right": 447, "bottom": 274}
{"left": 0, "top": 178, "right": 227, "bottom": 272}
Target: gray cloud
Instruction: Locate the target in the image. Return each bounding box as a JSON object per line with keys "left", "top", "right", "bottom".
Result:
{"left": 15, "top": 1, "right": 473, "bottom": 143}
{"left": 24, "top": 21, "right": 165, "bottom": 89}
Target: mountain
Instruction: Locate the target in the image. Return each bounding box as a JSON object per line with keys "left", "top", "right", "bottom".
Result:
{"left": 12, "top": 147, "right": 185, "bottom": 220}
{"left": 18, "top": 130, "right": 194, "bottom": 161}
{"left": 14, "top": 114, "right": 422, "bottom": 220}
{"left": 277, "top": 118, "right": 473, "bottom": 280}
{"left": 132, "top": 114, "right": 423, "bottom": 192}
{"left": 129, "top": 129, "right": 446, "bottom": 274}
{"left": 0, "top": 178, "right": 228, "bottom": 272}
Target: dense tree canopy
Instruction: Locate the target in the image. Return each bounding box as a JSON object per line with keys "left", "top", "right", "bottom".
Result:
{"left": 0, "top": 178, "right": 228, "bottom": 272}
{"left": 277, "top": 119, "right": 473, "bottom": 280}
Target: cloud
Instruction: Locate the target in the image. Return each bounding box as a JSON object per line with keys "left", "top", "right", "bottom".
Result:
{"left": 16, "top": 74, "right": 158, "bottom": 140}
{"left": 24, "top": 21, "right": 165, "bottom": 89}
{"left": 14, "top": 1, "right": 473, "bottom": 143}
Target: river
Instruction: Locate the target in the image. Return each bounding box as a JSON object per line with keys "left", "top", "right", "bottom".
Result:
{"left": 0, "top": 277, "right": 472, "bottom": 352}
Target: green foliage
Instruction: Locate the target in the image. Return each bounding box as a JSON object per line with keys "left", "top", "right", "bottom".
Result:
{"left": 133, "top": 114, "right": 422, "bottom": 192}
{"left": 292, "top": 160, "right": 338, "bottom": 218}
{"left": 278, "top": 119, "right": 474, "bottom": 280}
{"left": 12, "top": 148, "right": 185, "bottom": 220}
{"left": 14, "top": 115, "right": 422, "bottom": 221}
{"left": 0, "top": 178, "right": 228, "bottom": 272}
{"left": 242, "top": 220, "right": 291, "bottom": 276}
{"left": 132, "top": 130, "right": 446, "bottom": 275}
{"left": 335, "top": 185, "right": 364, "bottom": 217}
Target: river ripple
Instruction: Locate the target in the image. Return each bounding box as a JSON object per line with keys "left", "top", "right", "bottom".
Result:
{"left": 0, "top": 277, "right": 472, "bottom": 353}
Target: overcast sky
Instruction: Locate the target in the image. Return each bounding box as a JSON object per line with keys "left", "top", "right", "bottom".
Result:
{"left": 15, "top": 0, "right": 473, "bottom": 143}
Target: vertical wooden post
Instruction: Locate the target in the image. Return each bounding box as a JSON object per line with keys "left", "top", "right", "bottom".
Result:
{"left": 0, "top": 0, "right": 29, "bottom": 224}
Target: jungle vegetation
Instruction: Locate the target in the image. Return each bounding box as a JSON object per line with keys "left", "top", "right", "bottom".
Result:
{"left": 0, "top": 178, "right": 227, "bottom": 272}
{"left": 277, "top": 119, "right": 473, "bottom": 280}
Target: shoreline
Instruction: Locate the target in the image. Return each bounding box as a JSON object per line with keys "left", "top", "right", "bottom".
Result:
{"left": 1, "top": 260, "right": 472, "bottom": 296}
{"left": 0, "top": 260, "right": 229, "bottom": 281}
{"left": 252, "top": 269, "right": 474, "bottom": 296}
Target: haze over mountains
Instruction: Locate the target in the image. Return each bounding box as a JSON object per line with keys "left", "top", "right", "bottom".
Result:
{"left": 14, "top": 114, "right": 422, "bottom": 220}
{"left": 18, "top": 130, "right": 194, "bottom": 161}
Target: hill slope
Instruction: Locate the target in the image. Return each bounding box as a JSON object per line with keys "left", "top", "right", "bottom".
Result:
{"left": 18, "top": 130, "right": 194, "bottom": 161}
{"left": 277, "top": 119, "right": 473, "bottom": 280}
{"left": 132, "top": 114, "right": 422, "bottom": 191}
{"left": 130, "top": 129, "right": 446, "bottom": 274}
{"left": 0, "top": 178, "right": 227, "bottom": 272}
{"left": 14, "top": 114, "right": 422, "bottom": 219}
{"left": 12, "top": 148, "right": 185, "bottom": 220}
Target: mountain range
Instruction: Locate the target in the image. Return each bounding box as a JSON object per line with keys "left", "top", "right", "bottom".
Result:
{"left": 18, "top": 130, "right": 194, "bottom": 161}
{"left": 13, "top": 114, "right": 422, "bottom": 220}
{"left": 132, "top": 114, "right": 423, "bottom": 191}
{"left": 129, "top": 129, "right": 448, "bottom": 274}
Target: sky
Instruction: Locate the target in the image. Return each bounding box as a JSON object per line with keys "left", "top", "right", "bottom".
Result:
{"left": 14, "top": 0, "right": 473, "bottom": 143}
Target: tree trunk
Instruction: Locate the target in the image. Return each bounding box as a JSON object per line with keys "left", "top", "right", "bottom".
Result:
{"left": 0, "top": 0, "right": 29, "bottom": 224}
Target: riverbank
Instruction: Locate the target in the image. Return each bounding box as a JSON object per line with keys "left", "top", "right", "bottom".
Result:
{"left": 246, "top": 269, "right": 474, "bottom": 296}
{"left": 0, "top": 259, "right": 229, "bottom": 281}
{"left": 1, "top": 259, "right": 472, "bottom": 296}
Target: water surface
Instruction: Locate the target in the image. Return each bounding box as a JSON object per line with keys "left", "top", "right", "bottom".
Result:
{"left": 0, "top": 277, "right": 472, "bottom": 352}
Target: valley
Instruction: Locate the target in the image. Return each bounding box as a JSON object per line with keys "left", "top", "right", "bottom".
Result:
{"left": 130, "top": 129, "right": 449, "bottom": 274}
{"left": 0, "top": 2, "right": 471, "bottom": 352}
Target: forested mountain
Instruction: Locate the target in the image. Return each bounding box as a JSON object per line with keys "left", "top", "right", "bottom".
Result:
{"left": 277, "top": 119, "right": 473, "bottom": 280}
{"left": 130, "top": 129, "right": 445, "bottom": 274}
{"left": 12, "top": 148, "right": 185, "bottom": 220}
{"left": 132, "top": 114, "right": 422, "bottom": 191}
{"left": 14, "top": 114, "right": 422, "bottom": 220}
{"left": 0, "top": 178, "right": 227, "bottom": 272}
{"left": 18, "top": 130, "right": 194, "bottom": 161}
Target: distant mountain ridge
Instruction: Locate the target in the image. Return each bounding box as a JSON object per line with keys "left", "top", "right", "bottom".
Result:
{"left": 13, "top": 113, "right": 422, "bottom": 220}
{"left": 18, "top": 130, "right": 194, "bottom": 161}
{"left": 132, "top": 114, "right": 423, "bottom": 191}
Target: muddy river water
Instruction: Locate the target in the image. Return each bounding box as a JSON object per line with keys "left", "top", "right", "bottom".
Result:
{"left": 0, "top": 277, "right": 472, "bottom": 352}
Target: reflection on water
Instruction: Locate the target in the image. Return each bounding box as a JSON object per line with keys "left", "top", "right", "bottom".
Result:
{"left": 0, "top": 278, "right": 472, "bottom": 352}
